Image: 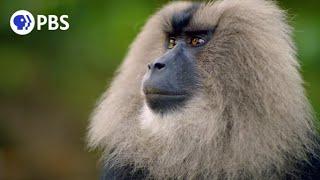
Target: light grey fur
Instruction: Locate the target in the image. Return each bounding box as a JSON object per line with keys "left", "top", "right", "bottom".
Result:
{"left": 88, "top": 0, "right": 319, "bottom": 179}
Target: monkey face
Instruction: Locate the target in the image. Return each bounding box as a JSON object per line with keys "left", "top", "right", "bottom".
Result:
{"left": 141, "top": 5, "right": 216, "bottom": 114}
{"left": 141, "top": 42, "right": 198, "bottom": 114}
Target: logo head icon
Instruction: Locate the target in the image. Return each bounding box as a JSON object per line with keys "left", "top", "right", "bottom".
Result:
{"left": 10, "top": 10, "right": 35, "bottom": 35}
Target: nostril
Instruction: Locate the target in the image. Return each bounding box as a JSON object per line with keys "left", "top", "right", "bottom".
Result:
{"left": 154, "top": 63, "right": 166, "bottom": 70}
{"left": 147, "top": 64, "right": 151, "bottom": 70}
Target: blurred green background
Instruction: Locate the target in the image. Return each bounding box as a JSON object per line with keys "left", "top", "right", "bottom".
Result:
{"left": 0, "top": 0, "right": 319, "bottom": 179}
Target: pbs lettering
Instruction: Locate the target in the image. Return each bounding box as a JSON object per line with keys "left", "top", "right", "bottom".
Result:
{"left": 37, "top": 15, "right": 69, "bottom": 31}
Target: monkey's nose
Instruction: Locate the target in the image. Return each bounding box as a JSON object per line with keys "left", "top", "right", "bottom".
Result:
{"left": 148, "top": 62, "right": 166, "bottom": 70}
{"left": 154, "top": 62, "right": 166, "bottom": 70}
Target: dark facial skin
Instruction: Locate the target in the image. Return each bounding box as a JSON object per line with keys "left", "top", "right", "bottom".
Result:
{"left": 142, "top": 30, "right": 213, "bottom": 114}
{"left": 142, "top": 4, "right": 214, "bottom": 114}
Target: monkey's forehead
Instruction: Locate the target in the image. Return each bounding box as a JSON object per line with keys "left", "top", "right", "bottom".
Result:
{"left": 154, "top": 1, "right": 221, "bottom": 33}
{"left": 150, "top": 0, "right": 272, "bottom": 34}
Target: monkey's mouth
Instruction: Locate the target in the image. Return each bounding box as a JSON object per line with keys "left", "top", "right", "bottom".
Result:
{"left": 143, "top": 87, "right": 187, "bottom": 97}
{"left": 143, "top": 87, "right": 188, "bottom": 113}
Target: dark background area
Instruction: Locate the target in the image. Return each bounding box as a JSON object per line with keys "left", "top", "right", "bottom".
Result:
{"left": 0, "top": 0, "right": 319, "bottom": 179}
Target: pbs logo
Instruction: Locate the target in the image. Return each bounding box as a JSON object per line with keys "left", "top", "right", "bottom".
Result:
{"left": 10, "top": 10, "right": 69, "bottom": 35}
{"left": 10, "top": 10, "right": 35, "bottom": 35}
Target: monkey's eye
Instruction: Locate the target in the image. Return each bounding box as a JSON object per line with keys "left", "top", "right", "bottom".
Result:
{"left": 168, "top": 37, "right": 176, "bottom": 49}
{"left": 189, "top": 37, "right": 206, "bottom": 47}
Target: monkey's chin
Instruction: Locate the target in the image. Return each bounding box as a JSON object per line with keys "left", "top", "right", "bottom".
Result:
{"left": 144, "top": 94, "right": 188, "bottom": 114}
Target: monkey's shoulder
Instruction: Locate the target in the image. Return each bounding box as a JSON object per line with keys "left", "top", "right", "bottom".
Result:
{"left": 101, "top": 154, "right": 320, "bottom": 180}
{"left": 294, "top": 152, "right": 320, "bottom": 180}
{"left": 101, "top": 163, "right": 148, "bottom": 180}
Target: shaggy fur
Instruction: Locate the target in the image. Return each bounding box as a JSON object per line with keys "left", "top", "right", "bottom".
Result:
{"left": 88, "top": 0, "right": 319, "bottom": 179}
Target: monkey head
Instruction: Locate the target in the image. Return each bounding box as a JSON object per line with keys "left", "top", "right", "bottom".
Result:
{"left": 88, "top": 1, "right": 319, "bottom": 179}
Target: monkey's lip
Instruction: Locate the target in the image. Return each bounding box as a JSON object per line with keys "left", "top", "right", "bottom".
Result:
{"left": 143, "top": 88, "right": 189, "bottom": 112}
{"left": 143, "top": 88, "right": 187, "bottom": 96}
